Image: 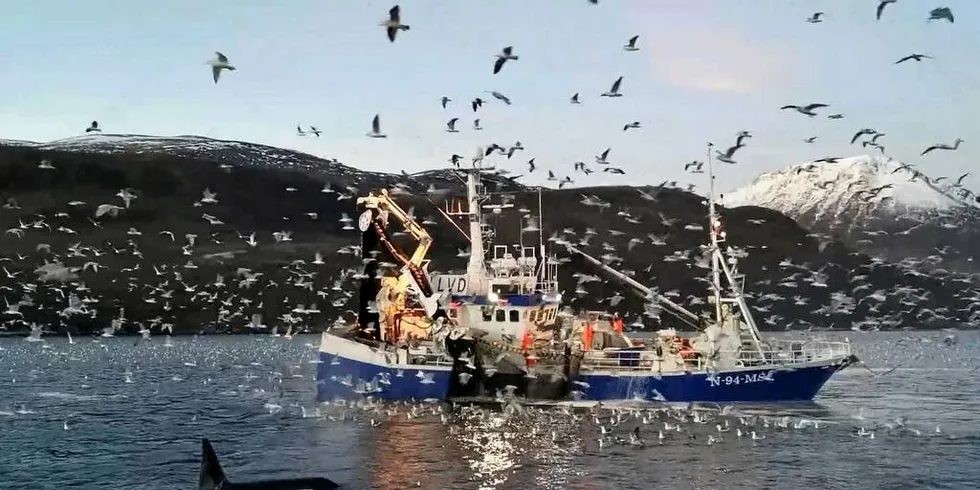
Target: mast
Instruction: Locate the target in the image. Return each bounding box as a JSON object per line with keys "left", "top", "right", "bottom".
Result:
{"left": 464, "top": 163, "right": 490, "bottom": 296}
{"left": 705, "top": 142, "right": 765, "bottom": 352}
{"left": 706, "top": 143, "right": 723, "bottom": 324}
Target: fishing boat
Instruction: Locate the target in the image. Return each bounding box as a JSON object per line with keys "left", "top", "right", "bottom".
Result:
{"left": 316, "top": 150, "right": 856, "bottom": 403}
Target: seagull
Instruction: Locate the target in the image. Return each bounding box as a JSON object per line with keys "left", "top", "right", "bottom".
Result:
{"left": 382, "top": 5, "right": 410, "bottom": 42}
{"left": 367, "top": 114, "right": 387, "bottom": 138}
{"left": 489, "top": 91, "right": 511, "bottom": 105}
{"left": 38, "top": 159, "right": 55, "bottom": 170}
{"left": 601, "top": 76, "right": 623, "bottom": 97}
{"left": 296, "top": 125, "right": 306, "bottom": 136}
{"left": 473, "top": 119, "right": 482, "bottom": 130}
{"left": 876, "top": 0, "right": 898, "bottom": 21}
{"left": 446, "top": 118, "right": 459, "bottom": 133}
{"left": 85, "top": 121, "right": 101, "bottom": 133}
{"left": 895, "top": 53, "right": 932, "bottom": 64}
{"left": 440, "top": 96, "right": 451, "bottom": 108}
{"left": 208, "top": 52, "right": 235, "bottom": 83}
{"left": 623, "top": 35, "right": 639, "bottom": 51}
{"left": 806, "top": 12, "right": 824, "bottom": 23}
{"left": 309, "top": 126, "right": 321, "bottom": 137}
{"left": 928, "top": 7, "right": 954, "bottom": 23}
{"left": 623, "top": 121, "right": 641, "bottom": 131}
{"left": 921, "top": 138, "right": 963, "bottom": 156}
{"left": 780, "top": 103, "right": 828, "bottom": 117}
{"left": 493, "top": 46, "right": 518, "bottom": 74}
{"left": 570, "top": 93, "right": 581, "bottom": 104}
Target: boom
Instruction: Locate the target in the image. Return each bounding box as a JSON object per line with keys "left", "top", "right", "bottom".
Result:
{"left": 564, "top": 243, "right": 700, "bottom": 325}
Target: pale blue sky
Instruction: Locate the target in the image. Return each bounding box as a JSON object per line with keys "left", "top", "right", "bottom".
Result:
{"left": 0, "top": 0, "right": 977, "bottom": 193}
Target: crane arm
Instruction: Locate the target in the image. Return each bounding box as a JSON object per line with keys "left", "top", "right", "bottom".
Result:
{"left": 564, "top": 243, "right": 700, "bottom": 323}
{"left": 358, "top": 190, "right": 440, "bottom": 315}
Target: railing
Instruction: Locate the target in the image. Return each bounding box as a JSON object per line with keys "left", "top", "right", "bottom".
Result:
{"left": 577, "top": 340, "right": 853, "bottom": 373}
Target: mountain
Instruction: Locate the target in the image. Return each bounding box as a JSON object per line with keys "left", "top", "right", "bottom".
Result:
{"left": 724, "top": 155, "right": 980, "bottom": 274}
{"left": 0, "top": 135, "right": 977, "bottom": 337}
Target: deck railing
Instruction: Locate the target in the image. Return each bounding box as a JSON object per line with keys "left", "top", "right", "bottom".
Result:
{"left": 577, "top": 339, "right": 852, "bottom": 373}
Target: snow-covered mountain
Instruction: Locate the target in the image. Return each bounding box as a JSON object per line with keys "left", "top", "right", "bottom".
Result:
{"left": 724, "top": 156, "right": 980, "bottom": 273}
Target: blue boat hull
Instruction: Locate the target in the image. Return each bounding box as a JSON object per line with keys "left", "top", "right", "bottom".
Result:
{"left": 573, "top": 360, "right": 847, "bottom": 403}
{"left": 316, "top": 339, "right": 453, "bottom": 402}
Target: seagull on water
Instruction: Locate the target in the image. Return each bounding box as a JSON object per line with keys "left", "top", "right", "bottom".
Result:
{"left": 208, "top": 52, "right": 235, "bottom": 83}
{"left": 382, "top": 5, "right": 410, "bottom": 42}
{"left": 493, "top": 46, "right": 518, "bottom": 74}
{"left": 367, "top": 114, "right": 387, "bottom": 138}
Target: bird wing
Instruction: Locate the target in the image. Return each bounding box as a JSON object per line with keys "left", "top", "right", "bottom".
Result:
{"left": 493, "top": 57, "right": 506, "bottom": 74}
{"left": 628, "top": 35, "right": 638, "bottom": 45}
{"left": 389, "top": 5, "right": 400, "bottom": 22}
{"left": 921, "top": 145, "right": 937, "bottom": 156}
{"left": 895, "top": 55, "right": 912, "bottom": 64}
{"left": 803, "top": 103, "right": 828, "bottom": 111}
{"left": 610, "top": 76, "right": 622, "bottom": 92}
{"left": 212, "top": 65, "right": 221, "bottom": 83}
{"left": 780, "top": 105, "right": 800, "bottom": 110}
{"left": 215, "top": 52, "right": 228, "bottom": 63}
{"left": 876, "top": 1, "right": 888, "bottom": 21}
{"left": 372, "top": 114, "right": 381, "bottom": 133}
{"left": 387, "top": 27, "right": 397, "bottom": 42}
{"left": 502, "top": 46, "right": 512, "bottom": 56}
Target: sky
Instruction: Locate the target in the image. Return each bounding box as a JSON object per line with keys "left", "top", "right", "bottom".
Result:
{"left": 0, "top": 0, "right": 977, "bottom": 194}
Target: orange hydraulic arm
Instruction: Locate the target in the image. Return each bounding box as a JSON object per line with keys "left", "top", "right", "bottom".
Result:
{"left": 357, "top": 189, "right": 435, "bottom": 297}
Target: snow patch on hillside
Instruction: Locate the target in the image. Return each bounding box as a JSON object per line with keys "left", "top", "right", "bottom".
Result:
{"left": 723, "top": 156, "right": 971, "bottom": 222}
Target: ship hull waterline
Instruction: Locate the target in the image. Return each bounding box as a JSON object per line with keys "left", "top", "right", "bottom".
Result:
{"left": 316, "top": 334, "right": 853, "bottom": 403}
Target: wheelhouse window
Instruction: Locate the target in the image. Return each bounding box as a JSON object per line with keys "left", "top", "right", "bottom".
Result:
{"left": 509, "top": 310, "right": 519, "bottom": 322}
{"left": 482, "top": 308, "right": 493, "bottom": 322}
{"left": 495, "top": 309, "right": 505, "bottom": 322}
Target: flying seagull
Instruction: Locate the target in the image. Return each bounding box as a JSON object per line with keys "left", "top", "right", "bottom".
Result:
{"left": 921, "top": 138, "right": 962, "bottom": 156}
{"left": 488, "top": 91, "right": 511, "bottom": 105}
{"left": 780, "top": 103, "right": 828, "bottom": 117}
{"left": 928, "top": 7, "right": 953, "bottom": 23}
{"left": 446, "top": 118, "right": 459, "bottom": 133}
{"left": 876, "top": 0, "right": 898, "bottom": 20}
{"left": 85, "top": 121, "right": 101, "bottom": 133}
{"left": 570, "top": 93, "right": 581, "bottom": 104}
{"left": 208, "top": 52, "right": 235, "bottom": 83}
{"left": 806, "top": 12, "right": 824, "bottom": 23}
{"left": 895, "top": 53, "right": 932, "bottom": 64}
{"left": 440, "top": 96, "right": 451, "bottom": 108}
{"left": 601, "top": 76, "right": 623, "bottom": 97}
{"left": 493, "top": 46, "right": 518, "bottom": 74}
{"left": 382, "top": 5, "right": 410, "bottom": 42}
{"left": 623, "top": 35, "right": 639, "bottom": 51}
{"left": 367, "top": 114, "right": 387, "bottom": 138}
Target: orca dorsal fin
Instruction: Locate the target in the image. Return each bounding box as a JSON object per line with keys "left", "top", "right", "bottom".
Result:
{"left": 200, "top": 439, "right": 230, "bottom": 490}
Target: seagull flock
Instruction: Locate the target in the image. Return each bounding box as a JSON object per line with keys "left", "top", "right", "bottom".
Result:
{"left": 2, "top": 2, "right": 977, "bottom": 343}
